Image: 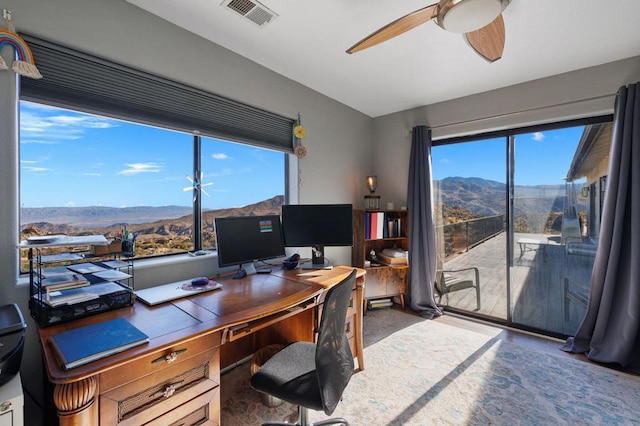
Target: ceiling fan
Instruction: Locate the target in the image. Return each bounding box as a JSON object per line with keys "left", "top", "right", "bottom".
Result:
{"left": 346, "top": 0, "right": 511, "bottom": 62}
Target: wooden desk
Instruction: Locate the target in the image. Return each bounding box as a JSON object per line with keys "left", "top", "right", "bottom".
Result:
{"left": 36, "top": 266, "right": 365, "bottom": 425}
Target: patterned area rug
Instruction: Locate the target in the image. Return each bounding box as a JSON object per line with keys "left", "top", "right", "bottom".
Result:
{"left": 221, "top": 308, "right": 640, "bottom": 425}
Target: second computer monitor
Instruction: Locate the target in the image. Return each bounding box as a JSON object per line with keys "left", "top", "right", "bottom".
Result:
{"left": 281, "top": 204, "right": 353, "bottom": 269}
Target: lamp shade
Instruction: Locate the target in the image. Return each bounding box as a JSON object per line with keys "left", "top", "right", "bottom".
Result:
{"left": 366, "top": 176, "right": 378, "bottom": 193}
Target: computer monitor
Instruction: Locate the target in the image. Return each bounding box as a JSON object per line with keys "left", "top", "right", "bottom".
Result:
{"left": 281, "top": 204, "right": 353, "bottom": 269}
{"left": 214, "top": 215, "right": 286, "bottom": 274}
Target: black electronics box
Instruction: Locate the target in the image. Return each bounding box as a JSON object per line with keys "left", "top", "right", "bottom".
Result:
{"left": 0, "top": 304, "right": 26, "bottom": 387}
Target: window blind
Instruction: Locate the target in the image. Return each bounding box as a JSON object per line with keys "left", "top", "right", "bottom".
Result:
{"left": 19, "top": 35, "right": 295, "bottom": 153}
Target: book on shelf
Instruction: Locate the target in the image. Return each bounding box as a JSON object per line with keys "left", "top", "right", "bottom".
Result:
{"left": 377, "top": 254, "right": 408, "bottom": 266}
{"left": 365, "top": 212, "right": 371, "bottom": 240}
{"left": 49, "top": 318, "right": 149, "bottom": 370}
{"left": 364, "top": 212, "right": 403, "bottom": 240}
{"left": 369, "top": 212, "right": 378, "bottom": 239}
{"left": 367, "top": 298, "right": 393, "bottom": 310}
{"left": 377, "top": 248, "right": 408, "bottom": 266}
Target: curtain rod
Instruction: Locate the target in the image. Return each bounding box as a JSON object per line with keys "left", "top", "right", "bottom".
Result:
{"left": 410, "top": 93, "right": 617, "bottom": 132}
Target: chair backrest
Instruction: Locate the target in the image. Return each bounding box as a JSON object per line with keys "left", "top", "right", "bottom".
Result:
{"left": 315, "top": 269, "right": 356, "bottom": 415}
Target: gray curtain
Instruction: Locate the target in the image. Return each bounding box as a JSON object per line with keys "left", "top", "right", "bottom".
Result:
{"left": 562, "top": 82, "right": 640, "bottom": 372}
{"left": 407, "top": 125, "right": 442, "bottom": 319}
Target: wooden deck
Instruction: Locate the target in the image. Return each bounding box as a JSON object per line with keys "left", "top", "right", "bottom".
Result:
{"left": 441, "top": 232, "right": 594, "bottom": 336}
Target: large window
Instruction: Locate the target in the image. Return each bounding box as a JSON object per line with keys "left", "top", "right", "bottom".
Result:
{"left": 19, "top": 101, "right": 286, "bottom": 266}
{"left": 432, "top": 117, "right": 612, "bottom": 338}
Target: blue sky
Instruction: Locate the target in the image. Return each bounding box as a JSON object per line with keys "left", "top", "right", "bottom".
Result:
{"left": 432, "top": 126, "right": 586, "bottom": 186}
{"left": 20, "top": 102, "right": 587, "bottom": 209}
{"left": 19, "top": 102, "right": 285, "bottom": 209}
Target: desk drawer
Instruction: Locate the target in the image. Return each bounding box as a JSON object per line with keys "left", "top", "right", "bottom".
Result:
{"left": 145, "top": 386, "right": 219, "bottom": 426}
{"left": 100, "top": 331, "right": 221, "bottom": 392}
{"left": 100, "top": 348, "right": 219, "bottom": 425}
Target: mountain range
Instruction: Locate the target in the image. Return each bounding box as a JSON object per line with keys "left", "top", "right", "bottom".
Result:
{"left": 436, "top": 176, "right": 584, "bottom": 217}
{"left": 20, "top": 177, "right": 585, "bottom": 257}
{"left": 21, "top": 196, "right": 285, "bottom": 241}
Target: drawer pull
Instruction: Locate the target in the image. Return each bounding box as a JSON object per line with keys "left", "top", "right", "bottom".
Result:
{"left": 150, "top": 380, "right": 184, "bottom": 399}
{"left": 0, "top": 401, "right": 11, "bottom": 412}
{"left": 151, "top": 348, "right": 187, "bottom": 364}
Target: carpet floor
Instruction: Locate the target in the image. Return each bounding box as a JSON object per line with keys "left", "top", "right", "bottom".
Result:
{"left": 220, "top": 308, "right": 640, "bottom": 425}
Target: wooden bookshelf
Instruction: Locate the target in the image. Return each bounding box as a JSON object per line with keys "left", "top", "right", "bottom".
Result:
{"left": 352, "top": 209, "right": 408, "bottom": 310}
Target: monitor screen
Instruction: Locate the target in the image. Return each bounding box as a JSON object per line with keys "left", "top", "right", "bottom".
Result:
{"left": 214, "top": 215, "right": 286, "bottom": 268}
{"left": 281, "top": 204, "right": 353, "bottom": 268}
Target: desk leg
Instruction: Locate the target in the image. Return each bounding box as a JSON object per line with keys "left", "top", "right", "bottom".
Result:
{"left": 53, "top": 376, "right": 98, "bottom": 425}
{"left": 355, "top": 277, "right": 365, "bottom": 371}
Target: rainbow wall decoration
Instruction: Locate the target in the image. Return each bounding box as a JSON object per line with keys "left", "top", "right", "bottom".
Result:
{"left": 0, "top": 29, "right": 42, "bottom": 79}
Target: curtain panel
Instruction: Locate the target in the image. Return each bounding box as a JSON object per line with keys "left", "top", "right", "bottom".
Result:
{"left": 562, "top": 82, "right": 640, "bottom": 372}
{"left": 407, "top": 125, "right": 442, "bottom": 319}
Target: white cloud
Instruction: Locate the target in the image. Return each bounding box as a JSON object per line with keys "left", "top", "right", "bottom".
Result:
{"left": 532, "top": 132, "right": 545, "bottom": 141}
{"left": 212, "top": 153, "right": 230, "bottom": 160}
{"left": 118, "top": 163, "right": 162, "bottom": 175}
{"left": 23, "top": 166, "right": 49, "bottom": 173}
{"left": 19, "top": 102, "right": 118, "bottom": 144}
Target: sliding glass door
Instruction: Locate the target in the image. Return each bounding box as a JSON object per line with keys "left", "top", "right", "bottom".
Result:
{"left": 431, "top": 120, "right": 610, "bottom": 337}
{"left": 511, "top": 127, "right": 592, "bottom": 335}
{"left": 432, "top": 138, "right": 508, "bottom": 320}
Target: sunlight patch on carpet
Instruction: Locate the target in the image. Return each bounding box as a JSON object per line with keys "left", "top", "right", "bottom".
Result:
{"left": 221, "top": 309, "right": 640, "bottom": 425}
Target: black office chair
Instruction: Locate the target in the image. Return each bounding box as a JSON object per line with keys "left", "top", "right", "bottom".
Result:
{"left": 250, "top": 269, "right": 357, "bottom": 426}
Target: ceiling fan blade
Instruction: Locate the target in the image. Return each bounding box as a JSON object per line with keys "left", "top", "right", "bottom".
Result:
{"left": 346, "top": 4, "right": 438, "bottom": 54}
{"left": 464, "top": 13, "right": 505, "bottom": 62}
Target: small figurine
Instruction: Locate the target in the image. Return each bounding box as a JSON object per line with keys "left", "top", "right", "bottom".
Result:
{"left": 369, "top": 250, "right": 381, "bottom": 266}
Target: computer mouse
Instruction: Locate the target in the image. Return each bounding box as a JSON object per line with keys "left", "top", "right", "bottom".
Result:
{"left": 191, "top": 277, "right": 210, "bottom": 287}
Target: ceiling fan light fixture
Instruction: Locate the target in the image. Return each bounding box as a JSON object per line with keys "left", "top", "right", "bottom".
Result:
{"left": 439, "top": 0, "right": 503, "bottom": 33}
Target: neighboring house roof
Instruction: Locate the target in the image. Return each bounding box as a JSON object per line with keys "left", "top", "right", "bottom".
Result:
{"left": 566, "top": 122, "right": 613, "bottom": 181}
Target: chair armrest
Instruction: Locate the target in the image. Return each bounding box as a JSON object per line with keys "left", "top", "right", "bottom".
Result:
{"left": 442, "top": 267, "right": 480, "bottom": 287}
{"left": 563, "top": 276, "right": 588, "bottom": 305}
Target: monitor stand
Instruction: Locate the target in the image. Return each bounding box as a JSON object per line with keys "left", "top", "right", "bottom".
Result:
{"left": 302, "top": 246, "right": 333, "bottom": 269}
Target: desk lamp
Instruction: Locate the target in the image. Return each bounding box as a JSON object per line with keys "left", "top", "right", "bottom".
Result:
{"left": 364, "top": 175, "right": 380, "bottom": 210}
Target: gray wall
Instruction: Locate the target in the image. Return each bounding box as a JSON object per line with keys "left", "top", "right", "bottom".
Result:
{"left": 1, "top": 0, "right": 371, "bottom": 412}
{"left": 372, "top": 56, "right": 640, "bottom": 210}
{"left": 2, "top": 0, "right": 640, "bottom": 418}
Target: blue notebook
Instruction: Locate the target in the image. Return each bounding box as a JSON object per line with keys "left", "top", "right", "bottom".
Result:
{"left": 50, "top": 318, "right": 149, "bottom": 370}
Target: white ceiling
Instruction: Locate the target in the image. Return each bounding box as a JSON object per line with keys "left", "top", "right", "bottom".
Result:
{"left": 126, "top": 0, "right": 640, "bottom": 118}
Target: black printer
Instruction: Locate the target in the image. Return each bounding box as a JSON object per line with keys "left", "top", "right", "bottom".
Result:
{"left": 0, "top": 304, "right": 26, "bottom": 387}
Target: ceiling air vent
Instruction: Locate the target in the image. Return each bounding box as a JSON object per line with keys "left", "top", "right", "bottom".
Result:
{"left": 221, "top": 0, "right": 279, "bottom": 27}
